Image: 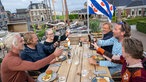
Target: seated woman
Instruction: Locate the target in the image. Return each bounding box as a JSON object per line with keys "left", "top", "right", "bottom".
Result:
{"left": 44, "top": 28, "right": 70, "bottom": 54}
{"left": 92, "top": 37, "right": 146, "bottom": 82}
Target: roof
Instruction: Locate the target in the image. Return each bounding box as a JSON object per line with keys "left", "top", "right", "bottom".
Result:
{"left": 106, "top": 0, "right": 146, "bottom": 7}
{"left": 0, "top": 0, "right": 3, "bottom": 7}
{"left": 28, "top": 3, "right": 47, "bottom": 9}
{"left": 106, "top": 0, "right": 132, "bottom": 6}
{"left": 127, "top": 0, "right": 144, "bottom": 7}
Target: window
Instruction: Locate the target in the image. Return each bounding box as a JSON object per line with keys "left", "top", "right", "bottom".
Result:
{"left": 144, "top": 8, "right": 146, "bottom": 16}
{"left": 38, "top": 4, "right": 43, "bottom": 9}
{"left": 0, "top": 22, "right": 2, "bottom": 26}
{"left": 131, "top": 9, "right": 135, "bottom": 16}
{"left": 138, "top": 9, "right": 142, "bottom": 16}
{"left": 4, "top": 21, "right": 7, "bottom": 25}
{"left": 32, "top": 5, "right": 36, "bottom": 9}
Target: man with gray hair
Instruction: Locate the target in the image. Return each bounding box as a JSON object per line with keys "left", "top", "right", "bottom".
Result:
{"left": 1, "top": 33, "right": 62, "bottom": 82}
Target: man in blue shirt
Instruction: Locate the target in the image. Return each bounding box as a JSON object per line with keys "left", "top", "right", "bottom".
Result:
{"left": 89, "top": 21, "right": 131, "bottom": 75}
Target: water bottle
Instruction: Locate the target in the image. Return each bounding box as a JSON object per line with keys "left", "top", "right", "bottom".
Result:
{"left": 79, "top": 40, "right": 82, "bottom": 47}
{"left": 57, "top": 36, "right": 61, "bottom": 47}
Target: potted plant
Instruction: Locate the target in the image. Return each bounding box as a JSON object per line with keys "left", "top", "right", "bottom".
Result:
{"left": 89, "top": 19, "right": 102, "bottom": 38}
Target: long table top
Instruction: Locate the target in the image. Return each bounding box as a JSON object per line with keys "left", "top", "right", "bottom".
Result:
{"left": 46, "top": 44, "right": 111, "bottom": 82}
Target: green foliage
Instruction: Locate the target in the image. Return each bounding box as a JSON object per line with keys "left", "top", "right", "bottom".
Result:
{"left": 125, "top": 17, "right": 146, "bottom": 25}
{"left": 89, "top": 19, "right": 100, "bottom": 33}
{"left": 33, "top": 24, "right": 48, "bottom": 40}
{"left": 56, "top": 14, "right": 78, "bottom": 20}
{"left": 69, "top": 14, "right": 78, "bottom": 19}
{"left": 136, "top": 22, "right": 146, "bottom": 34}
{"left": 32, "top": 24, "right": 37, "bottom": 33}
{"left": 56, "top": 15, "right": 64, "bottom": 20}
{"left": 112, "top": 16, "right": 117, "bottom": 22}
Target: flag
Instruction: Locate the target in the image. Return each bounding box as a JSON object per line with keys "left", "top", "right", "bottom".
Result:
{"left": 88, "top": 0, "right": 116, "bottom": 20}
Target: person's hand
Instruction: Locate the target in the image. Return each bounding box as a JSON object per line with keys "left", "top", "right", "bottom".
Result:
{"left": 112, "top": 55, "right": 120, "bottom": 60}
{"left": 91, "top": 42, "right": 99, "bottom": 50}
{"left": 53, "top": 48, "right": 63, "bottom": 57}
{"left": 53, "top": 42, "right": 59, "bottom": 47}
{"left": 49, "top": 59, "right": 57, "bottom": 64}
{"left": 66, "top": 29, "right": 70, "bottom": 37}
{"left": 88, "top": 58, "right": 99, "bottom": 66}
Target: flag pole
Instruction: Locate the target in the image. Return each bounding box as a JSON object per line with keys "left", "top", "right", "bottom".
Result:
{"left": 87, "top": 0, "right": 89, "bottom": 34}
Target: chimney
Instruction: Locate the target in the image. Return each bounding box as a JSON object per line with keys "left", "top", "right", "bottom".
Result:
{"left": 30, "top": 1, "right": 32, "bottom": 4}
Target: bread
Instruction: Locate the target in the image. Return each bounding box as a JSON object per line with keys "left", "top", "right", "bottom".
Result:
{"left": 64, "top": 44, "right": 68, "bottom": 47}
{"left": 98, "top": 78, "right": 107, "bottom": 82}
{"left": 46, "top": 70, "right": 53, "bottom": 75}
{"left": 42, "top": 70, "right": 53, "bottom": 81}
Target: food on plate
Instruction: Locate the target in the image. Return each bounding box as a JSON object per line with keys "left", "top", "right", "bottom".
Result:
{"left": 42, "top": 70, "right": 53, "bottom": 81}
{"left": 96, "top": 77, "right": 110, "bottom": 82}
{"left": 92, "top": 55, "right": 98, "bottom": 60}
{"left": 98, "top": 78, "right": 107, "bottom": 82}
{"left": 98, "top": 56, "right": 104, "bottom": 60}
{"left": 64, "top": 44, "right": 68, "bottom": 47}
{"left": 92, "top": 55, "right": 104, "bottom": 60}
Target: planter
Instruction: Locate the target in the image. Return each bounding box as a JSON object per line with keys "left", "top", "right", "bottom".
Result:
{"left": 91, "top": 32, "right": 102, "bottom": 38}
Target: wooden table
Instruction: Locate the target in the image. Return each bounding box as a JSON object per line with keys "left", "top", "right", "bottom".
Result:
{"left": 47, "top": 44, "right": 111, "bottom": 82}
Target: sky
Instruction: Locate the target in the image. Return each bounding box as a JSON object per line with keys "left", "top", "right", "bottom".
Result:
{"left": 1, "top": 0, "right": 86, "bottom": 13}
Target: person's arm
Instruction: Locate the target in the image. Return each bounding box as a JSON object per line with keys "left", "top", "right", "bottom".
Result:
{"left": 42, "top": 43, "right": 56, "bottom": 55}
{"left": 8, "top": 49, "right": 62, "bottom": 71}
{"left": 8, "top": 54, "right": 55, "bottom": 71}
{"left": 96, "top": 47, "right": 124, "bottom": 64}
{"left": 97, "top": 37, "right": 115, "bottom": 47}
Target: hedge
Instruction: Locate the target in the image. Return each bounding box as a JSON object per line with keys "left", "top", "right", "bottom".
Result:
{"left": 136, "top": 22, "right": 146, "bottom": 34}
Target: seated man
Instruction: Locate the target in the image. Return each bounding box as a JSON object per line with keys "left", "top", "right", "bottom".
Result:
{"left": 1, "top": 33, "right": 62, "bottom": 82}
{"left": 93, "top": 37, "right": 146, "bottom": 82}
{"left": 101, "top": 22, "right": 113, "bottom": 53}
{"left": 20, "top": 32, "right": 60, "bottom": 72}
{"left": 88, "top": 21, "right": 131, "bottom": 75}
{"left": 44, "top": 28, "right": 70, "bottom": 54}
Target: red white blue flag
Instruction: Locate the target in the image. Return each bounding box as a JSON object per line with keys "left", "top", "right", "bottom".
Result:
{"left": 88, "top": 0, "right": 116, "bottom": 20}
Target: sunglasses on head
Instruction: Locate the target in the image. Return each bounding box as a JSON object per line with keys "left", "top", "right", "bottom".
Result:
{"left": 117, "top": 21, "right": 126, "bottom": 31}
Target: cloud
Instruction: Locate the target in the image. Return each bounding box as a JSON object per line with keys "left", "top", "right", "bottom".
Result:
{"left": 2, "top": 0, "right": 86, "bottom": 13}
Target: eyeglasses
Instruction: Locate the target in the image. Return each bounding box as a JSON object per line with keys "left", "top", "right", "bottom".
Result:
{"left": 117, "top": 21, "right": 126, "bottom": 31}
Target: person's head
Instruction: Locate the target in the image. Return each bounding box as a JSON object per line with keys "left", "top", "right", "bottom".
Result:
{"left": 3, "top": 33, "right": 24, "bottom": 51}
{"left": 102, "top": 22, "right": 112, "bottom": 34}
{"left": 45, "top": 28, "right": 54, "bottom": 41}
{"left": 122, "top": 37, "right": 143, "bottom": 63}
{"left": 23, "top": 32, "right": 38, "bottom": 46}
{"left": 113, "top": 21, "right": 131, "bottom": 39}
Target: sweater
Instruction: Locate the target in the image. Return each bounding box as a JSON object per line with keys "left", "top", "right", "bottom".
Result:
{"left": 1, "top": 51, "right": 55, "bottom": 82}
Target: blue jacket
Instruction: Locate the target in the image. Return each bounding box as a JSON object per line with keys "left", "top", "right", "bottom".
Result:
{"left": 101, "top": 31, "right": 113, "bottom": 53}
{"left": 20, "top": 43, "right": 55, "bottom": 72}
{"left": 20, "top": 43, "right": 55, "bottom": 62}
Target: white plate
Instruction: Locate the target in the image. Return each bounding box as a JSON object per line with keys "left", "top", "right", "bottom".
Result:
{"left": 37, "top": 72, "right": 57, "bottom": 82}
